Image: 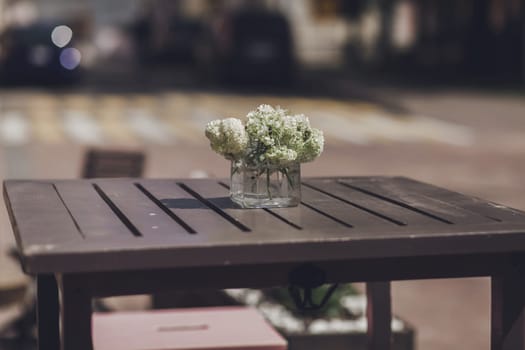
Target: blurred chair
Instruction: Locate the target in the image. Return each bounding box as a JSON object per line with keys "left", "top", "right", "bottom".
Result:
{"left": 82, "top": 149, "right": 146, "bottom": 178}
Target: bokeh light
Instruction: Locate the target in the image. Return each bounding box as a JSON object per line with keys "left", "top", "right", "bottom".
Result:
{"left": 51, "top": 25, "right": 73, "bottom": 48}
{"left": 59, "top": 48, "right": 81, "bottom": 70}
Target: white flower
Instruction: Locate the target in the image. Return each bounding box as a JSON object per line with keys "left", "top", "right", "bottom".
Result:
{"left": 297, "top": 128, "right": 324, "bottom": 162}
{"left": 205, "top": 104, "right": 324, "bottom": 166}
{"left": 265, "top": 146, "right": 297, "bottom": 165}
{"left": 205, "top": 118, "right": 247, "bottom": 160}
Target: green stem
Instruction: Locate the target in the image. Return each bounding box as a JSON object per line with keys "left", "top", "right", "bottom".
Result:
{"left": 266, "top": 168, "right": 272, "bottom": 199}
{"left": 281, "top": 167, "right": 294, "bottom": 189}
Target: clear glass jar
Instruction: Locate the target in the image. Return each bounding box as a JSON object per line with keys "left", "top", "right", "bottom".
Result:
{"left": 230, "top": 160, "right": 301, "bottom": 208}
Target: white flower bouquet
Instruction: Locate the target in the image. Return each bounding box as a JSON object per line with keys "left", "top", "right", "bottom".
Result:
{"left": 205, "top": 104, "right": 324, "bottom": 208}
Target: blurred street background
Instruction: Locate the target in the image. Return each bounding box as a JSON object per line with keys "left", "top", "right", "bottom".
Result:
{"left": 0, "top": 0, "right": 524, "bottom": 349}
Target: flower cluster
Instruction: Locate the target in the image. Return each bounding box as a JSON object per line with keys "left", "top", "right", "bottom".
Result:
{"left": 205, "top": 104, "right": 324, "bottom": 167}
{"left": 205, "top": 118, "right": 247, "bottom": 160}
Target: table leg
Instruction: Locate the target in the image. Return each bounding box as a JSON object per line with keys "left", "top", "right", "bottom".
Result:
{"left": 491, "top": 273, "right": 525, "bottom": 350}
{"left": 59, "top": 276, "right": 93, "bottom": 350}
{"left": 366, "top": 281, "right": 392, "bottom": 350}
{"left": 37, "top": 274, "right": 60, "bottom": 350}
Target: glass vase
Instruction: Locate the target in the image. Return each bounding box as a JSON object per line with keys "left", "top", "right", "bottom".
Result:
{"left": 230, "top": 160, "right": 301, "bottom": 208}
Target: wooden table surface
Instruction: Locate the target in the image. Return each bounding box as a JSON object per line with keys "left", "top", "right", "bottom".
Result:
{"left": 4, "top": 176, "right": 525, "bottom": 274}
{"left": 4, "top": 176, "right": 525, "bottom": 350}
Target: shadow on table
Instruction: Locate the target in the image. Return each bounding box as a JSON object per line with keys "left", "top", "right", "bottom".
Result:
{"left": 160, "top": 197, "right": 236, "bottom": 209}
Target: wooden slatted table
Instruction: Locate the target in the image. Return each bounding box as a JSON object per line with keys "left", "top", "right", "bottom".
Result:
{"left": 4, "top": 177, "right": 525, "bottom": 350}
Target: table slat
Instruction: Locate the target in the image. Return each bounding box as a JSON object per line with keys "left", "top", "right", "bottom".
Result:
{"left": 391, "top": 177, "right": 525, "bottom": 222}
{"left": 94, "top": 180, "right": 193, "bottom": 238}
{"left": 341, "top": 178, "right": 496, "bottom": 225}
{"left": 270, "top": 204, "right": 351, "bottom": 230}
{"left": 3, "top": 181, "right": 82, "bottom": 248}
{"left": 304, "top": 179, "right": 443, "bottom": 226}
{"left": 301, "top": 186, "right": 394, "bottom": 229}
{"left": 137, "top": 180, "right": 242, "bottom": 234}
{"left": 54, "top": 181, "right": 134, "bottom": 238}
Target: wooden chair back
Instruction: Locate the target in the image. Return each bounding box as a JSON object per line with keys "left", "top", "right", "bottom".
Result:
{"left": 82, "top": 149, "right": 145, "bottom": 178}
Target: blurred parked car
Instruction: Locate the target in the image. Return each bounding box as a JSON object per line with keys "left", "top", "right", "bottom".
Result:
{"left": 208, "top": 9, "right": 295, "bottom": 86}
{"left": 197, "top": 9, "right": 294, "bottom": 85}
{"left": 0, "top": 22, "right": 82, "bottom": 85}
{"left": 131, "top": 15, "right": 205, "bottom": 64}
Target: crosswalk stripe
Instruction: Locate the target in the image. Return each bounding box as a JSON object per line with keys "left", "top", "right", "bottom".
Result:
{"left": 63, "top": 94, "right": 93, "bottom": 109}
{"left": 0, "top": 111, "right": 30, "bottom": 146}
{"left": 185, "top": 107, "right": 223, "bottom": 143}
{"left": 28, "top": 93, "right": 59, "bottom": 110}
{"left": 99, "top": 95, "right": 128, "bottom": 109}
{"left": 98, "top": 109, "right": 138, "bottom": 145}
{"left": 166, "top": 118, "right": 204, "bottom": 143}
{"left": 29, "top": 109, "right": 65, "bottom": 144}
{"left": 63, "top": 110, "right": 104, "bottom": 145}
{"left": 161, "top": 94, "right": 205, "bottom": 143}
{"left": 129, "top": 94, "right": 157, "bottom": 109}
{"left": 127, "top": 108, "right": 175, "bottom": 145}
{"left": 309, "top": 110, "right": 372, "bottom": 145}
{"left": 0, "top": 91, "right": 475, "bottom": 147}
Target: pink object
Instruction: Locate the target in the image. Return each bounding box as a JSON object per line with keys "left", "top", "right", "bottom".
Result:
{"left": 93, "top": 306, "right": 287, "bottom": 350}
